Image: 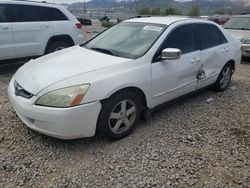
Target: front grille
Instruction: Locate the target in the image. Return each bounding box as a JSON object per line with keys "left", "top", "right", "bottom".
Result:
{"left": 14, "top": 81, "right": 33, "bottom": 99}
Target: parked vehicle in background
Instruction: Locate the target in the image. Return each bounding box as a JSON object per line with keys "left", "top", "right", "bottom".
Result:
{"left": 209, "top": 14, "right": 231, "bottom": 25}
{"left": 77, "top": 17, "right": 92, "bottom": 26}
{"left": 99, "top": 15, "right": 110, "bottom": 22}
{"left": 9, "top": 17, "right": 241, "bottom": 140}
{"left": 0, "top": 0, "right": 84, "bottom": 63}
{"left": 200, "top": 16, "right": 209, "bottom": 20}
{"left": 224, "top": 15, "right": 250, "bottom": 58}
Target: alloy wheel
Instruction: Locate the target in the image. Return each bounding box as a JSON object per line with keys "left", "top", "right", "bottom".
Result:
{"left": 220, "top": 66, "right": 231, "bottom": 89}
{"left": 109, "top": 100, "right": 137, "bottom": 134}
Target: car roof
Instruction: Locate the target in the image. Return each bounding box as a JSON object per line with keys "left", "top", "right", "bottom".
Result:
{"left": 125, "top": 16, "right": 205, "bottom": 25}
{"left": 1, "top": 0, "right": 60, "bottom": 8}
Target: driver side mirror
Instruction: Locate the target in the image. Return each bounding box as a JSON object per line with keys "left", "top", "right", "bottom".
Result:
{"left": 161, "top": 48, "right": 182, "bottom": 60}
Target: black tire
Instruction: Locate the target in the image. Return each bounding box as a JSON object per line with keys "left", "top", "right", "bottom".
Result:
{"left": 97, "top": 91, "right": 142, "bottom": 140}
{"left": 46, "top": 40, "right": 71, "bottom": 54}
{"left": 213, "top": 63, "right": 233, "bottom": 92}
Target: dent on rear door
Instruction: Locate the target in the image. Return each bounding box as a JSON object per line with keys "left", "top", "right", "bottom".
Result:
{"left": 198, "top": 45, "right": 227, "bottom": 89}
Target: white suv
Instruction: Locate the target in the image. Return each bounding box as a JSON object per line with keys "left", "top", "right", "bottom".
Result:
{"left": 0, "top": 0, "right": 85, "bottom": 62}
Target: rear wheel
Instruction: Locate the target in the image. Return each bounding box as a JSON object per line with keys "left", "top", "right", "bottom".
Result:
{"left": 213, "top": 63, "right": 233, "bottom": 92}
{"left": 97, "top": 91, "right": 142, "bottom": 140}
{"left": 46, "top": 40, "right": 72, "bottom": 54}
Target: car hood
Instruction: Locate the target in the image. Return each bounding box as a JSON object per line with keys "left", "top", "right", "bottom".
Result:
{"left": 14, "top": 46, "right": 130, "bottom": 95}
{"left": 226, "top": 29, "right": 250, "bottom": 39}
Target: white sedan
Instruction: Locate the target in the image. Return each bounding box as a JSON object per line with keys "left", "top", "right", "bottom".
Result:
{"left": 8, "top": 17, "right": 242, "bottom": 140}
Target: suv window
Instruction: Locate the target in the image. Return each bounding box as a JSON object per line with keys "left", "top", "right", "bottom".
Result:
{"left": 0, "top": 5, "right": 7, "bottom": 23}
{"left": 199, "top": 24, "right": 227, "bottom": 50}
{"left": 8, "top": 5, "right": 67, "bottom": 22}
{"left": 9, "top": 5, "right": 45, "bottom": 22}
{"left": 41, "top": 7, "right": 68, "bottom": 21}
{"left": 163, "top": 24, "right": 198, "bottom": 54}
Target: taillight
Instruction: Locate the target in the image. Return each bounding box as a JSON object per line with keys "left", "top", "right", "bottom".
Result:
{"left": 75, "top": 23, "right": 82, "bottom": 29}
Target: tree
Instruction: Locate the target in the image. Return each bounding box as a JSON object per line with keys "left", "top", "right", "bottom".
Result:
{"left": 139, "top": 6, "right": 150, "bottom": 15}
{"left": 188, "top": 5, "right": 200, "bottom": 16}
{"left": 165, "top": 7, "right": 182, "bottom": 15}
{"left": 151, "top": 8, "right": 161, "bottom": 15}
{"left": 214, "top": 9, "right": 225, "bottom": 15}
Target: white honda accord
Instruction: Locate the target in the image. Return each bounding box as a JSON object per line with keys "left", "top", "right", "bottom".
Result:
{"left": 8, "top": 17, "right": 241, "bottom": 140}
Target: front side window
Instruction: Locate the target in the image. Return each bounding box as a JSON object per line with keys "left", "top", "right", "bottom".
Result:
{"left": 199, "top": 24, "right": 227, "bottom": 50}
{"left": 85, "top": 22, "right": 166, "bottom": 59}
{"left": 0, "top": 5, "right": 7, "bottom": 23}
{"left": 163, "top": 24, "right": 198, "bottom": 54}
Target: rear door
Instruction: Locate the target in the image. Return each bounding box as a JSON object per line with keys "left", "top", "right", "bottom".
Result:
{"left": 197, "top": 23, "right": 229, "bottom": 89}
{"left": 10, "top": 4, "right": 54, "bottom": 58}
{"left": 0, "top": 4, "right": 16, "bottom": 60}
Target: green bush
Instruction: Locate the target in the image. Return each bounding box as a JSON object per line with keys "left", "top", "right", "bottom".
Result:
{"left": 165, "top": 8, "right": 182, "bottom": 15}
{"left": 138, "top": 6, "right": 150, "bottom": 15}
{"left": 188, "top": 5, "right": 200, "bottom": 16}
{"left": 151, "top": 8, "right": 161, "bottom": 15}
{"left": 102, "top": 21, "right": 114, "bottom": 28}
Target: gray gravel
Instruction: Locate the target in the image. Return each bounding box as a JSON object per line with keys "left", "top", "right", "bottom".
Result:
{"left": 0, "top": 22, "right": 250, "bottom": 187}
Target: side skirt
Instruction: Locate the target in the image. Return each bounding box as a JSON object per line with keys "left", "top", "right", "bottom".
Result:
{"left": 142, "top": 84, "right": 215, "bottom": 119}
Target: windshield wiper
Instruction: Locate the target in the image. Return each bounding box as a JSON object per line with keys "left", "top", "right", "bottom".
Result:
{"left": 90, "top": 47, "right": 118, "bottom": 56}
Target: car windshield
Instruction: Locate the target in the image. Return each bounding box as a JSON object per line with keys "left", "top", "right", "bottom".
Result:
{"left": 224, "top": 17, "right": 250, "bottom": 30}
{"left": 85, "top": 22, "right": 166, "bottom": 59}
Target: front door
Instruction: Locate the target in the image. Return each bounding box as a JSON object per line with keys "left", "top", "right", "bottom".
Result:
{"left": 152, "top": 24, "right": 201, "bottom": 107}
{"left": 10, "top": 4, "right": 53, "bottom": 58}
{"left": 0, "top": 4, "right": 16, "bottom": 61}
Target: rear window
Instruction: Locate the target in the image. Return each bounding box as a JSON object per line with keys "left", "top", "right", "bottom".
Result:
{"left": 199, "top": 24, "right": 227, "bottom": 50}
{"left": 0, "top": 5, "right": 7, "bottom": 23}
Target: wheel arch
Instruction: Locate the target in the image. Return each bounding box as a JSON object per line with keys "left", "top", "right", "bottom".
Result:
{"left": 44, "top": 35, "right": 75, "bottom": 54}
{"left": 226, "top": 59, "right": 235, "bottom": 73}
{"left": 101, "top": 86, "right": 148, "bottom": 111}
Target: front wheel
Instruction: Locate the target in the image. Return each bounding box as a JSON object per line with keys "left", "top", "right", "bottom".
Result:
{"left": 97, "top": 91, "right": 142, "bottom": 140}
{"left": 213, "top": 63, "right": 233, "bottom": 92}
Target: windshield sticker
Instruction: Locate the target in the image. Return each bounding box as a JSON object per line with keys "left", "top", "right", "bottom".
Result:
{"left": 143, "top": 26, "right": 163, "bottom": 32}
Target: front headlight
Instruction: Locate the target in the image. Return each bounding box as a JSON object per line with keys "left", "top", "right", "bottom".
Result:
{"left": 241, "top": 38, "right": 250, "bottom": 44}
{"left": 36, "top": 84, "right": 90, "bottom": 108}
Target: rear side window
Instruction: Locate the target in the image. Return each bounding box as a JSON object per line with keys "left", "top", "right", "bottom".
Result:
{"left": 199, "top": 24, "right": 227, "bottom": 50}
{"left": 0, "top": 5, "right": 7, "bottom": 23}
{"left": 40, "top": 7, "right": 68, "bottom": 21}
{"left": 163, "top": 24, "right": 198, "bottom": 54}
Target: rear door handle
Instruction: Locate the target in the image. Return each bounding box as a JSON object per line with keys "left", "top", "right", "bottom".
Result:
{"left": 40, "top": 25, "right": 50, "bottom": 28}
{"left": 222, "top": 48, "right": 229, "bottom": 53}
{"left": 0, "top": 26, "right": 9, "bottom": 30}
{"left": 191, "top": 57, "right": 201, "bottom": 64}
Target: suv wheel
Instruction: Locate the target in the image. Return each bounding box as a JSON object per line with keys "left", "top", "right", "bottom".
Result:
{"left": 97, "top": 91, "right": 142, "bottom": 140}
{"left": 46, "top": 40, "right": 71, "bottom": 54}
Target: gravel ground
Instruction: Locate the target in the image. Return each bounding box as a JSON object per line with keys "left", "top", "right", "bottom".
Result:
{"left": 0, "top": 21, "right": 250, "bottom": 187}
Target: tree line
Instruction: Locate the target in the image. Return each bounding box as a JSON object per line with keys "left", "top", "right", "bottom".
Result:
{"left": 138, "top": 5, "right": 200, "bottom": 16}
